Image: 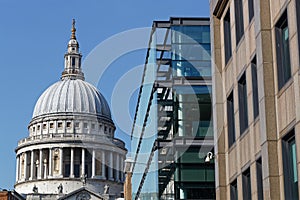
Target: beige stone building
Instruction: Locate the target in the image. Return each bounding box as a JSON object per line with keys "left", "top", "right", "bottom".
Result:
{"left": 211, "top": 0, "right": 300, "bottom": 199}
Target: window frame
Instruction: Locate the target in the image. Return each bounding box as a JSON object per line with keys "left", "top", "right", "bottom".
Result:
{"left": 227, "top": 91, "right": 236, "bottom": 147}
{"left": 251, "top": 56, "right": 259, "bottom": 119}
{"left": 230, "top": 179, "right": 238, "bottom": 200}
{"left": 224, "top": 9, "right": 232, "bottom": 64}
{"left": 234, "top": 0, "right": 245, "bottom": 45}
{"left": 282, "top": 129, "right": 299, "bottom": 199}
{"left": 248, "top": 0, "right": 254, "bottom": 22}
{"left": 238, "top": 73, "right": 248, "bottom": 134}
{"left": 242, "top": 168, "right": 252, "bottom": 200}
{"left": 275, "top": 10, "right": 291, "bottom": 90}
{"left": 256, "top": 158, "right": 264, "bottom": 200}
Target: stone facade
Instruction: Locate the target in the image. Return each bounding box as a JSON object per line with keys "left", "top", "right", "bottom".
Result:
{"left": 211, "top": 0, "right": 300, "bottom": 199}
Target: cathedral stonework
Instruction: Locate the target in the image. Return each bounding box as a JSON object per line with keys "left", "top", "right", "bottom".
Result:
{"left": 14, "top": 20, "right": 127, "bottom": 200}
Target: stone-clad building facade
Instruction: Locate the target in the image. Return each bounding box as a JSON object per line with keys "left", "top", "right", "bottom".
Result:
{"left": 211, "top": 0, "right": 300, "bottom": 199}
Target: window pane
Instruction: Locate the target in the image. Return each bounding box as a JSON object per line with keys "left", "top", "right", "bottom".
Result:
{"left": 172, "top": 44, "right": 211, "bottom": 61}
{"left": 172, "top": 60, "right": 211, "bottom": 77}
{"left": 235, "top": 0, "right": 245, "bottom": 44}
{"left": 227, "top": 92, "right": 235, "bottom": 147}
{"left": 224, "top": 9, "right": 232, "bottom": 64}
{"left": 174, "top": 86, "right": 212, "bottom": 138}
{"left": 275, "top": 10, "right": 291, "bottom": 90}
{"left": 172, "top": 25, "right": 210, "bottom": 44}
{"left": 291, "top": 141, "right": 298, "bottom": 182}
{"left": 256, "top": 158, "right": 264, "bottom": 200}
{"left": 243, "top": 169, "right": 251, "bottom": 200}
{"left": 282, "top": 131, "right": 299, "bottom": 199}
{"left": 230, "top": 180, "right": 238, "bottom": 200}
{"left": 248, "top": 0, "right": 254, "bottom": 21}
{"left": 238, "top": 73, "right": 248, "bottom": 134}
{"left": 251, "top": 56, "right": 259, "bottom": 119}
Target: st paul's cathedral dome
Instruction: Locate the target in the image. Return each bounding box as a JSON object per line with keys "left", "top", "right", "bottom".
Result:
{"left": 14, "top": 20, "right": 126, "bottom": 200}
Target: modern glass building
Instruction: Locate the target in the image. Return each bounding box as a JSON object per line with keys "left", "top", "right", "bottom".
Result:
{"left": 130, "top": 18, "right": 215, "bottom": 200}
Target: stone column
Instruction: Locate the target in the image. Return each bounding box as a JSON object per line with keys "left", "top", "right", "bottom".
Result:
{"left": 48, "top": 148, "right": 52, "bottom": 177}
{"left": 16, "top": 155, "right": 19, "bottom": 182}
{"left": 116, "top": 153, "right": 120, "bottom": 182}
{"left": 59, "top": 148, "right": 63, "bottom": 177}
{"left": 81, "top": 148, "right": 85, "bottom": 175}
{"left": 92, "top": 149, "right": 95, "bottom": 178}
{"left": 70, "top": 148, "right": 74, "bottom": 178}
{"left": 38, "top": 149, "right": 43, "bottom": 179}
{"left": 108, "top": 152, "right": 113, "bottom": 181}
{"left": 30, "top": 150, "right": 34, "bottom": 180}
{"left": 24, "top": 152, "right": 28, "bottom": 180}
{"left": 101, "top": 151, "right": 106, "bottom": 179}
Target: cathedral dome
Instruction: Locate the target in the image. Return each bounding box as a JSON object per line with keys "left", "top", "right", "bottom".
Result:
{"left": 15, "top": 20, "right": 126, "bottom": 199}
{"left": 32, "top": 79, "right": 111, "bottom": 119}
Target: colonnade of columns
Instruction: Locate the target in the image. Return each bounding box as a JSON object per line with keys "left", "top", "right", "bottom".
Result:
{"left": 16, "top": 147, "right": 125, "bottom": 183}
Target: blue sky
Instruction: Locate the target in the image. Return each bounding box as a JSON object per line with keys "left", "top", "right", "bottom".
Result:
{"left": 0, "top": 0, "right": 209, "bottom": 189}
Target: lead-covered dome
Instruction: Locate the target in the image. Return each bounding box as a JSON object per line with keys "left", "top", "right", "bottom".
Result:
{"left": 32, "top": 79, "right": 111, "bottom": 119}
{"left": 31, "top": 19, "right": 111, "bottom": 120}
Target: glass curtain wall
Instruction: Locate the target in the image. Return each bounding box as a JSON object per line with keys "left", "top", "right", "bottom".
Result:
{"left": 172, "top": 26, "right": 211, "bottom": 78}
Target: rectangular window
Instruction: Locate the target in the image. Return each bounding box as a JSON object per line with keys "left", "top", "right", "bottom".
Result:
{"left": 83, "top": 123, "right": 88, "bottom": 129}
{"left": 256, "top": 158, "right": 264, "bottom": 200}
{"left": 74, "top": 164, "right": 80, "bottom": 178}
{"left": 234, "top": 0, "right": 245, "bottom": 45}
{"left": 224, "top": 9, "right": 232, "bottom": 64}
{"left": 230, "top": 179, "right": 238, "bottom": 200}
{"left": 282, "top": 130, "right": 299, "bottom": 199}
{"left": 71, "top": 57, "right": 76, "bottom": 67}
{"left": 64, "top": 164, "right": 70, "bottom": 177}
{"left": 174, "top": 86, "right": 212, "bottom": 138}
{"left": 227, "top": 92, "right": 236, "bottom": 147}
{"left": 66, "top": 122, "right": 71, "bottom": 128}
{"left": 242, "top": 168, "right": 251, "bottom": 200}
{"left": 248, "top": 0, "right": 254, "bottom": 22}
{"left": 238, "top": 73, "right": 248, "bottom": 134}
{"left": 251, "top": 56, "right": 259, "bottom": 119}
{"left": 275, "top": 10, "right": 291, "bottom": 90}
{"left": 57, "top": 122, "right": 62, "bottom": 129}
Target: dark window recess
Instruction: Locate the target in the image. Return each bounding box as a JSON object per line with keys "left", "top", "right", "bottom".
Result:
{"left": 234, "top": 0, "right": 245, "bottom": 44}
{"left": 72, "top": 57, "right": 76, "bottom": 67}
{"left": 227, "top": 92, "right": 236, "bottom": 147}
{"left": 224, "top": 9, "right": 232, "bottom": 64}
{"left": 275, "top": 10, "right": 291, "bottom": 90}
{"left": 65, "top": 164, "right": 70, "bottom": 177}
{"left": 282, "top": 130, "right": 299, "bottom": 199}
{"left": 251, "top": 56, "right": 259, "bottom": 119}
{"left": 256, "top": 158, "right": 264, "bottom": 200}
{"left": 74, "top": 164, "right": 80, "bottom": 178}
{"left": 238, "top": 73, "right": 248, "bottom": 134}
{"left": 242, "top": 168, "right": 252, "bottom": 200}
{"left": 248, "top": 0, "right": 254, "bottom": 22}
{"left": 230, "top": 179, "right": 238, "bottom": 200}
